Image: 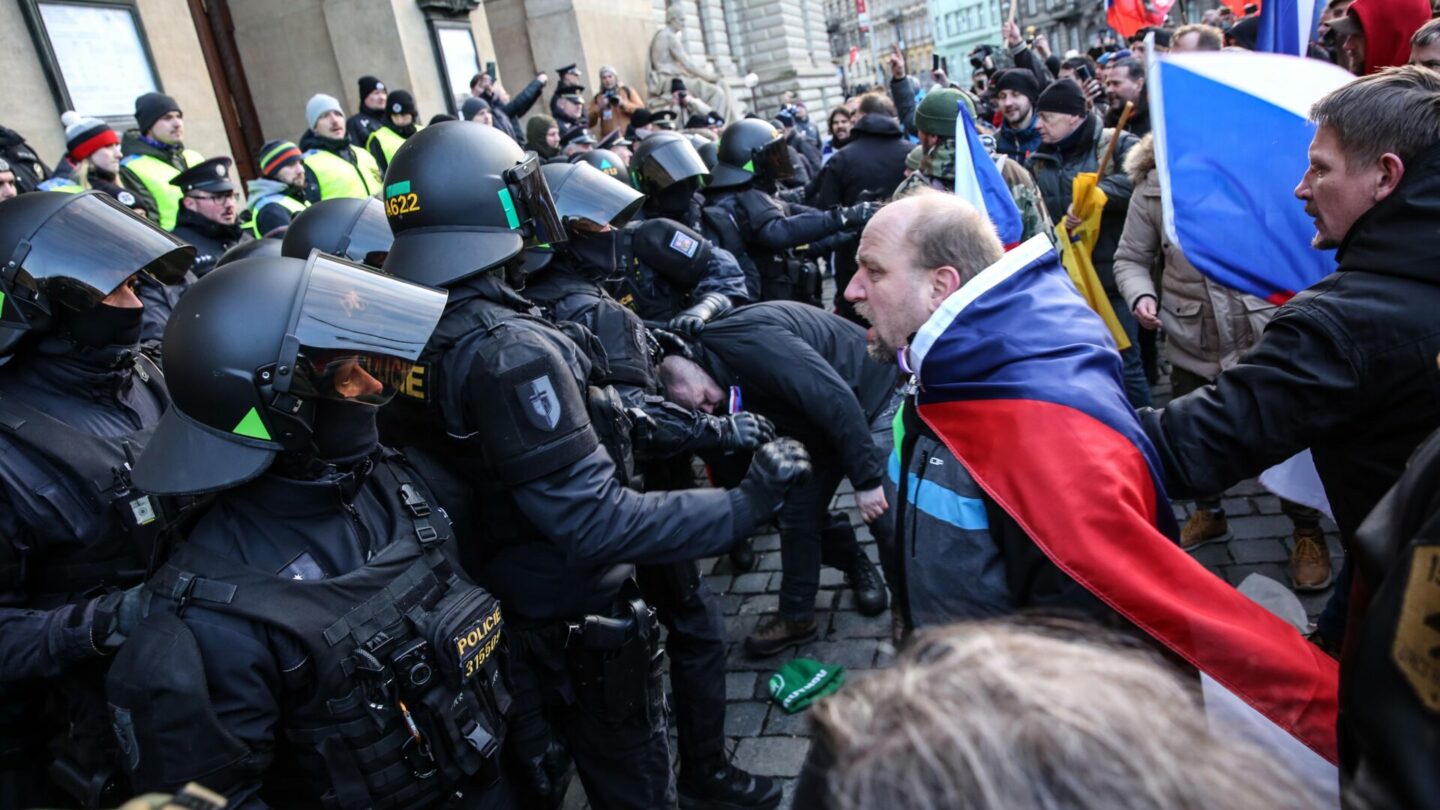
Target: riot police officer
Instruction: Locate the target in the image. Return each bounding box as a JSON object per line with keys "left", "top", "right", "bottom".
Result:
{"left": 702, "top": 119, "right": 877, "bottom": 306}
{"left": 374, "top": 122, "right": 811, "bottom": 809}
{"left": 619, "top": 132, "right": 750, "bottom": 329}
{"left": 280, "top": 196, "right": 394, "bottom": 267}
{"left": 0, "top": 191, "right": 194, "bottom": 808}
{"left": 523, "top": 161, "right": 782, "bottom": 809}
{"left": 106, "top": 252, "right": 514, "bottom": 809}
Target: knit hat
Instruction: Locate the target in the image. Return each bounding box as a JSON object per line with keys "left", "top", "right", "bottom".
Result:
{"left": 135, "top": 92, "right": 181, "bottom": 136}
{"left": 307, "top": 94, "right": 344, "bottom": 130}
{"left": 914, "top": 88, "right": 967, "bottom": 137}
{"left": 257, "top": 139, "right": 303, "bottom": 179}
{"left": 1037, "top": 78, "right": 1088, "bottom": 117}
{"left": 429, "top": 113, "right": 457, "bottom": 125}
{"left": 61, "top": 112, "right": 119, "bottom": 162}
{"left": 993, "top": 69, "right": 1041, "bottom": 105}
{"left": 598, "top": 65, "right": 618, "bottom": 79}
{"left": 460, "top": 97, "right": 491, "bottom": 121}
{"left": 387, "top": 90, "right": 416, "bottom": 117}
{"left": 358, "top": 75, "right": 386, "bottom": 105}
{"left": 768, "top": 658, "right": 845, "bottom": 714}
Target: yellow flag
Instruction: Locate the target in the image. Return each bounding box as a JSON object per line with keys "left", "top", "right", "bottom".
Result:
{"left": 1056, "top": 171, "right": 1131, "bottom": 351}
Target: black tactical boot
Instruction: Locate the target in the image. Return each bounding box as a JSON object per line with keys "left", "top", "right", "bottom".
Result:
{"left": 847, "top": 551, "right": 887, "bottom": 617}
{"left": 679, "top": 756, "right": 783, "bottom": 810}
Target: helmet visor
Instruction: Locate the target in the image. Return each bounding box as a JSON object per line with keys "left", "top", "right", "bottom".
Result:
{"left": 283, "top": 252, "right": 447, "bottom": 405}
{"left": 503, "top": 153, "right": 567, "bottom": 249}
{"left": 10, "top": 193, "right": 193, "bottom": 314}
{"left": 341, "top": 197, "right": 395, "bottom": 267}
{"left": 633, "top": 138, "right": 709, "bottom": 191}
{"left": 752, "top": 137, "right": 795, "bottom": 182}
{"left": 546, "top": 163, "right": 645, "bottom": 230}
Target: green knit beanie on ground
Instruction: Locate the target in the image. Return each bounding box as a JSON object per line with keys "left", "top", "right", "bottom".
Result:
{"left": 768, "top": 658, "right": 845, "bottom": 714}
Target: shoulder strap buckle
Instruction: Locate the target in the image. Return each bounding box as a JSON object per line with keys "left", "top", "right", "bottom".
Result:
{"left": 398, "top": 483, "right": 431, "bottom": 518}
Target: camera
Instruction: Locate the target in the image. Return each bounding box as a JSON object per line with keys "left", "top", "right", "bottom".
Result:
{"left": 392, "top": 638, "right": 434, "bottom": 689}
{"left": 604, "top": 88, "right": 619, "bottom": 105}
{"left": 968, "top": 44, "right": 995, "bottom": 70}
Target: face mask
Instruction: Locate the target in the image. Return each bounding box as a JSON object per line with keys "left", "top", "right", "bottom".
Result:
{"left": 566, "top": 230, "right": 621, "bottom": 281}
{"left": 310, "top": 398, "right": 380, "bottom": 463}
{"left": 59, "top": 302, "right": 143, "bottom": 350}
{"left": 652, "top": 182, "right": 695, "bottom": 214}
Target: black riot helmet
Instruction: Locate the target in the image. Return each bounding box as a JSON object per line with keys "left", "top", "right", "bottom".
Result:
{"left": 132, "top": 252, "right": 447, "bottom": 495}
{"left": 572, "top": 149, "right": 629, "bottom": 185}
{"left": 282, "top": 197, "right": 394, "bottom": 268}
{"left": 687, "top": 134, "right": 719, "bottom": 174}
{"left": 523, "top": 162, "right": 645, "bottom": 275}
{"left": 629, "top": 131, "right": 709, "bottom": 196}
{"left": 380, "top": 121, "right": 566, "bottom": 288}
{"left": 215, "top": 235, "right": 283, "bottom": 270}
{"left": 0, "top": 191, "right": 193, "bottom": 354}
{"left": 709, "top": 119, "right": 794, "bottom": 190}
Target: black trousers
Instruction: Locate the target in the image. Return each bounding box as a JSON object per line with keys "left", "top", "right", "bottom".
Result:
{"left": 638, "top": 563, "right": 728, "bottom": 768}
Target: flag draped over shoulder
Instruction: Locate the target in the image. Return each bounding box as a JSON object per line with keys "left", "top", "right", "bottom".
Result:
{"left": 908, "top": 234, "right": 1340, "bottom": 768}
{"left": 1150, "top": 52, "right": 1351, "bottom": 303}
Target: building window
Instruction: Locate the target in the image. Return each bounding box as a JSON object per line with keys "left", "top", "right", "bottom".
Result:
{"left": 19, "top": 0, "right": 161, "bottom": 123}
{"left": 429, "top": 20, "right": 481, "bottom": 115}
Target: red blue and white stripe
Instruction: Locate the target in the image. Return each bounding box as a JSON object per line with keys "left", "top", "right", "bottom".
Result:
{"left": 908, "top": 234, "right": 1340, "bottom": 796}
{"left": 954, "top": 102, "right": 1023, "bottom": 249}
{"left": 1150, "top": 52, "right": 1352, "bottom": 304}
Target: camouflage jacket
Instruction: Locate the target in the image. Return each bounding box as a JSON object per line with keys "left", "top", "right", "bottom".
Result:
{"left": 891, "top": 139, "right": 1050, "bottom": 243}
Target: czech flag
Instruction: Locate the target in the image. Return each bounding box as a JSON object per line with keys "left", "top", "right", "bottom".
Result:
{"left": 908, "top": 234, "right": 1340, "bottom": 793}
{"left": 1257, "top": 0, "right": 1323, "bottom": 55}
{"left": 1150, "top": 52, "right": 1352, "bottom": 304}
{"left": 953, "top": 102, "right": 1023, "bottom": 248}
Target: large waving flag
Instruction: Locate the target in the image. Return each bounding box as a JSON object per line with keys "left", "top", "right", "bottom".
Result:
{"left": 1150, "top": 52, "right": 1353, "bottom": 304}
{"left": 1106, "top": 0, "right": 1167, "bottom": 37}
{"left": 953, "top": 103, "right": 1023, "bottom": 248}
{"left": 908, "top": 235, "right": 1340, "bottom": 785}
{"left": 1257, "top": 0, "right": 1323, "bottom": 55}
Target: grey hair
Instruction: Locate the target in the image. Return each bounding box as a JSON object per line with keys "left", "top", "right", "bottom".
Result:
{"left": 1310, "top": 65, "right": 1440, "bottom": 167}
{"left": 1412, "top": 17, "right": 1440, "bottom": 49}
{"left": 809, "top": 620, "right": 1319, "bottom": 810}
{"left": 894, "top": 190, "right": 1004, "bottom": 285}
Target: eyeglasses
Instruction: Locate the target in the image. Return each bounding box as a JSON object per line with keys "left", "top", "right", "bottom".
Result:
{"left": 188, "top": 192, "right": 236, "bottom": 203}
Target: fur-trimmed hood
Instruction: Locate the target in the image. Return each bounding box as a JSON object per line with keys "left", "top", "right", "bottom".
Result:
{"left": 1124, "top": 132, "right": 1156, "bottom": 185}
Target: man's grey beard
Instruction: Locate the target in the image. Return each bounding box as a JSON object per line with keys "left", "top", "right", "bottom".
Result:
{"left": 854, "top": 301, "right": 900, "bottom": 364}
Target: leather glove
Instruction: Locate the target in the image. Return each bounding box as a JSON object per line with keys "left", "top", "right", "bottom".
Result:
{"left": 509, "top": 709, "right": 572, "bottom": 809}
{"left": 649, "top": 328, "right": 694, "bottom": 361}
{"left": 838, "top": 201, "right": 881, "bottom": 230}
{"left": 717, "top": 412, "right": 776, "bottom": 452}
{"left": 90, "top": 584, "right": 143, "bottom": 653}
{"left": 667, "top": 292, "right": 733, "bottom": 338}
{"left": 737, "top": 438, "right": 813, "bottom": 516}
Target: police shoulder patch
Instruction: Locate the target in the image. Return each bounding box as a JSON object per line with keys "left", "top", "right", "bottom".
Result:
{"left": 516, "top": 374, "right": 561, "bottom": 431}
{"left": 668, "top": 230, "right": 699, "bottom": 258}
{"left": 117, "top": 190, "right": 137, "bottom": 206}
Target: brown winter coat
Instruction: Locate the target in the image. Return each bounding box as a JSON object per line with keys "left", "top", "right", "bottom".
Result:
{"left": 587, "top": 84, "right": 645, "bottom": 137}
{"left": 1113, "top": 134, "right": 1276, "bottom": 379}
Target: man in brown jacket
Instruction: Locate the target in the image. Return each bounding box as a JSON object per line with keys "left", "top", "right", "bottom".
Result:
{"left": 1113, "top": 133, "right": 1329, "bottom": 590}
{"left": 589, "top": 66, "right": 645, "bottom": 137}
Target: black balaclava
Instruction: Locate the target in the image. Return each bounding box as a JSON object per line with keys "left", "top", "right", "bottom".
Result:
{"left": 566, "top": 230, "right": 621, "bottom": 281}
{"left": 311, "top": 398, "right": 381, "bottom": 464}
{"left": 650, "top": 180, "right": 697, "bottom": 216}
{"left": 56, "top": 302, "right": 144, "bottom": 351}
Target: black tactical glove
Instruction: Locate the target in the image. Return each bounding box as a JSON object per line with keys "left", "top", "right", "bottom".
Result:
{"left": 648, "top": 328, "right": 695, "bottom": 362}
{"left": 509, "top": 709, "right": 572, "bottom": 809}
{"left": 737, "top": 438, "right": 813, "bottom": 516}
{"left": 838, "top": 201, "right": 881, "bottom": 230}
{"left": 90, "top": 584, "right": 143, "bottom": 653}
{"left": 718, "top": 412, "right": 776, "bottom": 452}
{"left": 667, "top": 292, "right": 733, "bottom": 338}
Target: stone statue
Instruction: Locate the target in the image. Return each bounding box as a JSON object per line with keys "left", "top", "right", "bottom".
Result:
{"left": 646, "top": 3, "right": 737, "bottom": 122}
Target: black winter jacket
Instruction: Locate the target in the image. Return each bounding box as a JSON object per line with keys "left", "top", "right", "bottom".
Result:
{"left": 170, "top": 207, "right": 243, "bottom": 279}
{"left": 1141, "top": 143, "right": 1440, "bottom": 542}
{"left": 484, "top": 79, "right": 546, "bottom": 145}
{"left": 809, "top": 114, "right": 913, "bottom": 210}
{"left": 0, "top": 126, "right": 51, "bottom": 192}
{"left": 692, "top": 302, "right": 897, "bottom": 489}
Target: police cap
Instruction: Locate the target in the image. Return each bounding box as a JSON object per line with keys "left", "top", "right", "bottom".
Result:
{"left": 560, "top": 126, "right": 598, "bottom": 148}
{"left": 171, "top": 156, "right": 236, "bottom": 195}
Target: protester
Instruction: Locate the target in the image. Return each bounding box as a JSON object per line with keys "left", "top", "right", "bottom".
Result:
{"left": 777, "top": 110, "right": 823, "bottom": 178}
{"left": 1114, "top": 134, "right": 1329, "bottom": 587}
{"left": 822, "top": 107, "right": 852, "bottom": 165}
{"left": 241, "top": 139, "right": 308, "bottom": 238}
{"left": 345, "top": 74, "right": 387, "bottom": 145}
{"left": 1142, "top": 66, "right": 1440, "bottom": 639}
{"left": 1330, "top": 0, "right": 1430, "bottom": 74}
{"left": 1028, "top": 79, "right": 1146, "bottom": 407}
{"left": 793, "top": 620, "right": 1316, "bottom": 810}
{"left": 1410, "top": 17, "right": 1440, "bottom": 69}
{"left": 589, "top": 65, "right": 644, "bottom": 136}
{"left": 1172, "top": 22, "right": 1225, "bottom": 51}
{"left": 1103, "top": 58, "right": 1150, "bottom": 135}
{"left": 364, "top": 88, "right": 420, "bottom": 173}
{"left": 993, "top": 69, "right": 1043, "bottom": 161}
{"left": 120, "top": 92, "right": 205, "bottom": 230}
{"left": 40, "top": 114, "right": 140, "bottom": 212}
{"left": 460, "top": 96, "right": 493, "bottom": 125}
{"left": 471, "top": 70, "right": 548, "bottom": 144}
{"left": 790, "top": 101, "right": 822, "bottom": 151}
{"left": 300, "top": 93, "right": 383, "bottom": 201}
{"left": 526, "top": 113, "right": 561, "bottom": 160}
